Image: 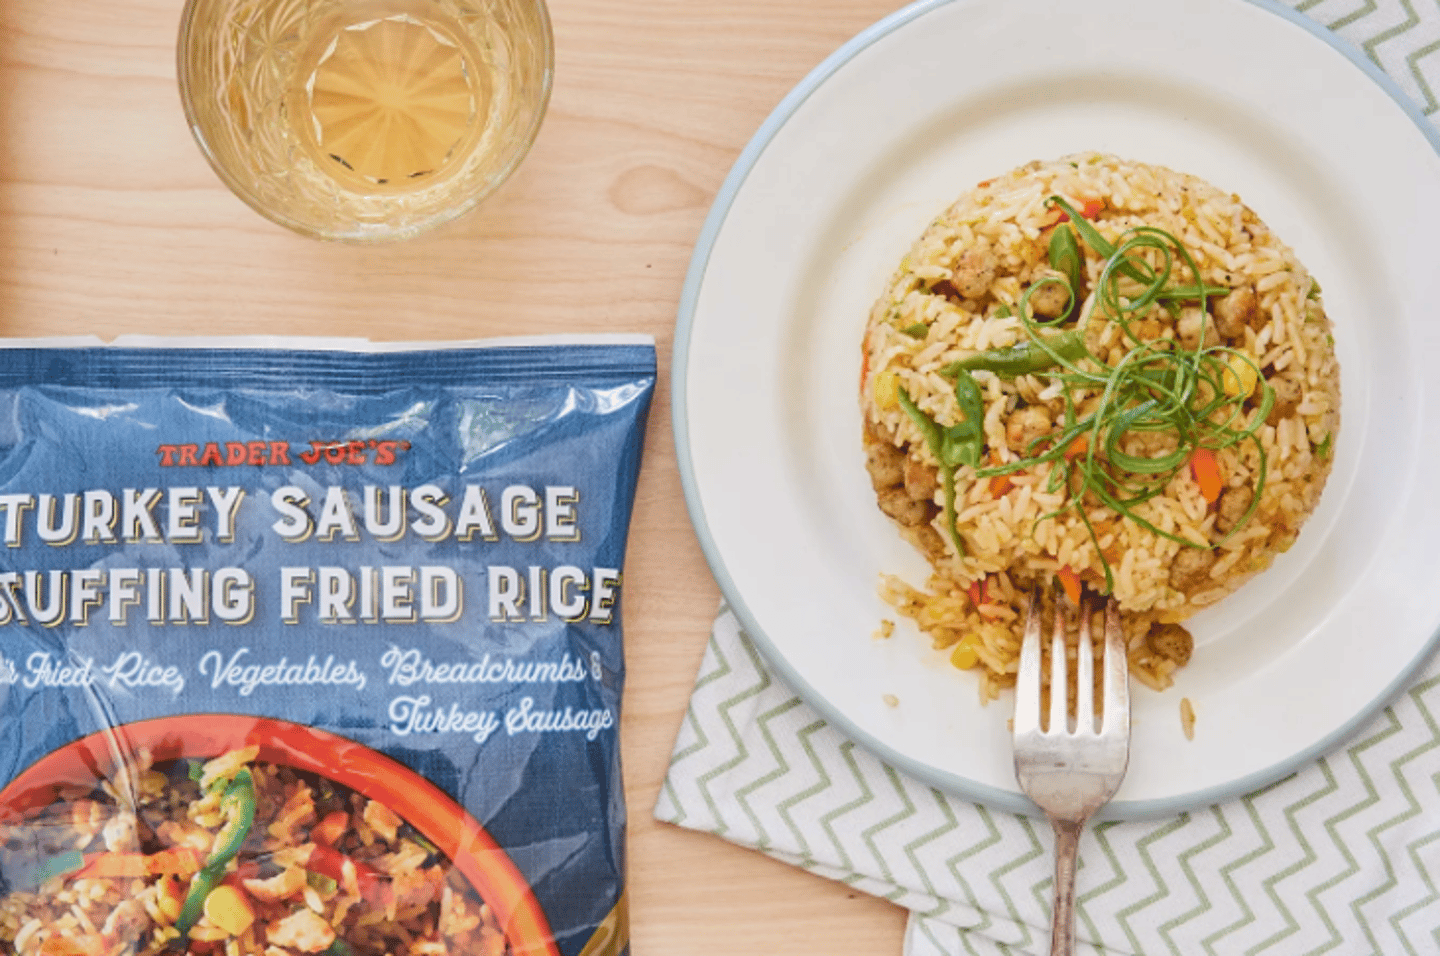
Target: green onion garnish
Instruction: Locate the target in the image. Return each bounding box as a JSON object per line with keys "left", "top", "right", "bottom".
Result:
{"left": 898, "top": 197, "right": 1271, "bottom": 590}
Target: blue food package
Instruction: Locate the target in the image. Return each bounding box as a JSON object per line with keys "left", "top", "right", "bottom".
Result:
{"left": 0, "top": 336, "right": 655, "bottom": 956}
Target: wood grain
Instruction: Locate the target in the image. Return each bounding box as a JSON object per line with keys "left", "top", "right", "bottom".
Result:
{"left": 0, "top": 0, "right": 912, "bottom": 953}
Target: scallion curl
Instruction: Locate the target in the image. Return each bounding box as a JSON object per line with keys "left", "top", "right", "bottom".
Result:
{"left": 948, "top": 197, "right": 1274, "bottom": 590}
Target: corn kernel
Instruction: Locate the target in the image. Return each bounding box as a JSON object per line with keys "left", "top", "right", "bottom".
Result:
{"left": 950, "top": 641, "right": 980, "bottom": 670}
{"left": 873, "top": 369, "right": 900, "bottom": 410}
{"left": 1221, "top": 353, "right": 1258, "bottom": 399}
{"left": 202, "top": 885, "right": 255, "bottom": 937}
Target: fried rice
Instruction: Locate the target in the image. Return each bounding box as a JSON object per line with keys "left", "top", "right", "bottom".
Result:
{"left": 860, "top": 153, "right": 1340, "bottom": 701}
{"left": 0, "top": 747, "right": 509, "bottom": 956}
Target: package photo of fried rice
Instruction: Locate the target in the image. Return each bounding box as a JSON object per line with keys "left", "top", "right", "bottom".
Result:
{"left": 0, "top": 335, "right": 656, "bottom": 956}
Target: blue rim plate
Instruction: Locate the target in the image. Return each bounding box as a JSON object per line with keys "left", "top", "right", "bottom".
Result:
{"left": 673, "top": 0, "right": 1440, "bottom": 818}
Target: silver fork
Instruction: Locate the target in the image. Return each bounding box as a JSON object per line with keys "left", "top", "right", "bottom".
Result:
{"left": 1012, "top": 589, "right": 1130, "bottom": 956}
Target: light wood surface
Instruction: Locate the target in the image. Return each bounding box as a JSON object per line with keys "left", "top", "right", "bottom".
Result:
{"left": 0, "top": 1, "right": 911, "bottom": 953}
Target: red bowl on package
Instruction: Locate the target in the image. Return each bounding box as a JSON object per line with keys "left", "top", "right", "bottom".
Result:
{"left": 0, "top": 714, "right": 559, "bottom": 956}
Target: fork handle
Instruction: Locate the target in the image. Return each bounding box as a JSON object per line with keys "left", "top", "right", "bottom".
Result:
{"left": 1048, "top": 817, "right": 1085, "bottom": 956}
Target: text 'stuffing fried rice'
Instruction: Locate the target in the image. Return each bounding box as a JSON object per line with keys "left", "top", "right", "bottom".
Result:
{"left": 0, "top": 340, "right": 657, "bottom": 956}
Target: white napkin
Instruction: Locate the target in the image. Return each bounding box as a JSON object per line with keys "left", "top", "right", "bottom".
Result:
{"left": 654, "top": 604, "right": 1440, "bottom": 955}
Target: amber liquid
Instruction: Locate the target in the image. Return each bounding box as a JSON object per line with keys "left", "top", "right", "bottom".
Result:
{"left": 182, "top": 0, "right": 549, "bottom": 239}
{"left": 293, "top": 4, "right": 490, "bottom": 193}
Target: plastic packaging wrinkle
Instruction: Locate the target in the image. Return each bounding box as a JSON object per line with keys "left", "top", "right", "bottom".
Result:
{"left": 0, "top": 337, "right": 656, "bottom": 956}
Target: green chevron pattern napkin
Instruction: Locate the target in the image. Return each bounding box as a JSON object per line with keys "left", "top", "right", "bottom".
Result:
{"left": 655, "top": 6, "right": 1440, "bottom": 952}
{"left": 655, "top": 603, "right": 1440, "bottom": 955}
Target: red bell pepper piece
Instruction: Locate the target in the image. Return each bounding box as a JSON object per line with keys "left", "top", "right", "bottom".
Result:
{"left": 306, "top": 843, "right": 389, "bottom": 905}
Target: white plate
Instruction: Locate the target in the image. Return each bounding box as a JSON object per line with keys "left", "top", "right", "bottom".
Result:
{"left": 674, "top": 0, "right": 1440, "bottom": 818}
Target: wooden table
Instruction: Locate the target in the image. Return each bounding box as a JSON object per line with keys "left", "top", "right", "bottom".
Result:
{"left": 0, "top": 1, "right": 911, "bottom": 953}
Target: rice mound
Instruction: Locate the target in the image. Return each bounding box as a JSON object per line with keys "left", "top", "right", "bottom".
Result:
{"left": 860, "top": 153, "right": 1340, "bottom": 699}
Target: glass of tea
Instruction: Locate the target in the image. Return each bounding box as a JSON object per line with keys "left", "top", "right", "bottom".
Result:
{"left": 178, "top": 0, "right": 553, "bottom": 242}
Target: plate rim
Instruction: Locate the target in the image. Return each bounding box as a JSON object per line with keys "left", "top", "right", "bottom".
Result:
{"left": 671, "top": 0, "right": 1440, "bottom": 819}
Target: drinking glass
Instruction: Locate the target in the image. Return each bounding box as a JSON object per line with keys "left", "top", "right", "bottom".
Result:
{"left": 178, "top": 0, "right": 553, "bottom": 242}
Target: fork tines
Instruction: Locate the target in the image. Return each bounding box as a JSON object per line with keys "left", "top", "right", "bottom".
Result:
{"left": 1013, "top": 588, "right": 1128, "bottom": 737}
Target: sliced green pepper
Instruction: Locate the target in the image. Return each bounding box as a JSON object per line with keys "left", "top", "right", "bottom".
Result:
{"left": 942, "top": 329, "right": 1088, "bottom": 379}
{"left": 896, "top": 386, "right": 941, "bottom": 457}
{"left": 174, "top": 870, "right": 223, "bottom": 938}
{"left": 1049, "top": 223, "right": 1081, "bottom": 286}
{"left": 895, "top": 370, "right": 986, "bottom": 556}
{"left": 1047, "top": 223, "right": 1083, "bottom": 321}
{"left": 1048, "top": 195, "right": 1133, "bottom": 276}
{"left": 208, "top": 769, "right": 256, "bottom": 868}
{"left": 175, "top": 769, "right": 257, "bottom": 936}
{"left": 940, "top": 368, "right": 985, "bottom": 469}
{"left": 1153, "top": 283, "right": 1231, "bottom": 302}
{"left": 897, "top": 388, "right": 963, "bottom": 557}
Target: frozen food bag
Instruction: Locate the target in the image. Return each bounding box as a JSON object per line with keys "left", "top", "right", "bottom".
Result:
{"left": 0, "top": 336, "right": 656, "bottom": 956}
